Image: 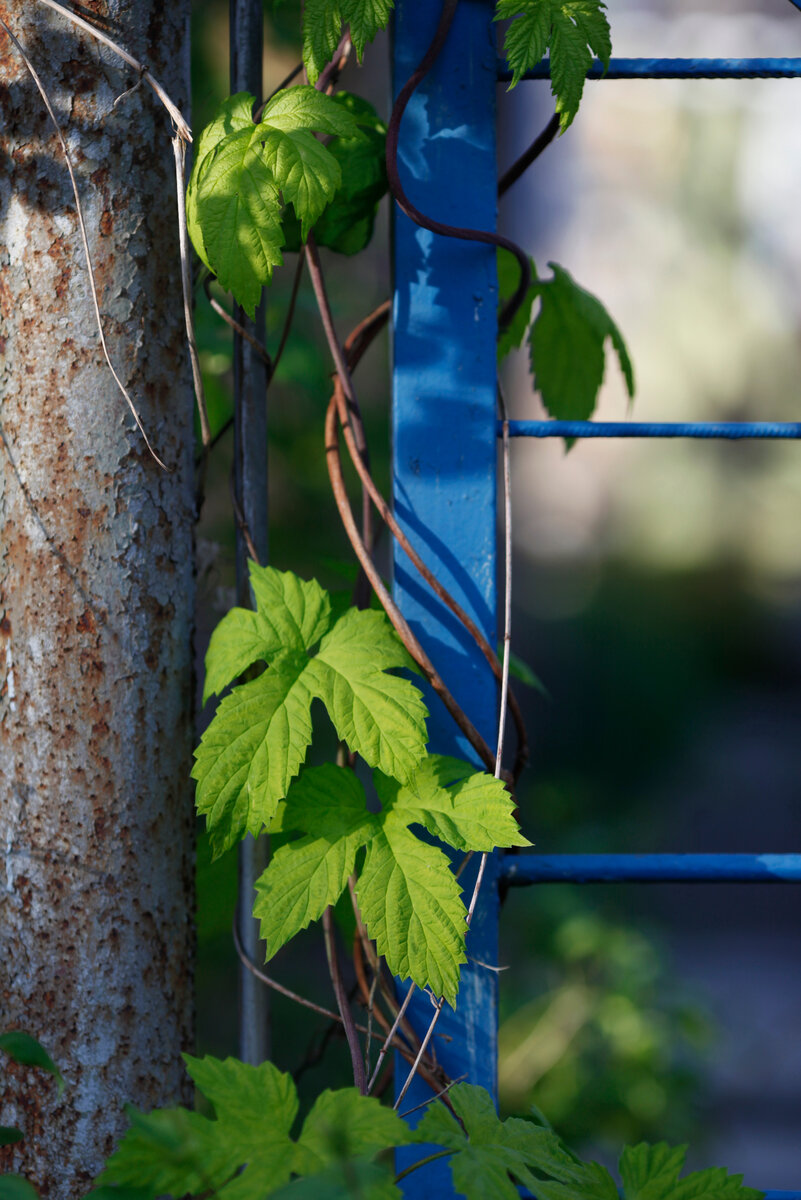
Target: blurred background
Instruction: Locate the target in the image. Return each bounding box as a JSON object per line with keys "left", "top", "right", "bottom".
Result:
{"left": 191, "top": 0, "right": 801, "bottom": 1188}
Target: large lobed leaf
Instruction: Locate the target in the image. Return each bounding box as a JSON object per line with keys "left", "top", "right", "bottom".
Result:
{"left": 619, "top": 1143, "right": 763, "bottom": 1200}
{"left": 414, "top": 1090, "right": 765, "bottom": 1200}
{"left": 98, "top": 1057, "right": 410, "bottom": 1200}
{"left": 254, "top": 756, "right": 528, "bottom": 1005}
{"left": 194, "top": 564, "right": 428, "bottom": 857}
{"left": 496, "top": 0, "right": 611, "bottom": 130}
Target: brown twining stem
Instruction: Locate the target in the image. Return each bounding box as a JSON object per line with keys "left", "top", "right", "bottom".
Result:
{"left": 203, "top": 276, "right": 272, "bottom": 368}
{"left": 498, "top": 113, "right": 561, "bottom": 198}
{"left": 325, "top": 396, "right": 496, "bottom": 772}
{"left": 332, "top": 375, "right": 529, "bottom": 782}
{"left": 233, "top": 918, "right": 419, "bottom": 1051}
{"left": 385, "top": 0, "right": 531, "bottom": 331}
{"left": 306, "top": 235, "right": 374, "bottom": 573}
{"left": 323, "top": 906, "right": 367, "bottom": 1093}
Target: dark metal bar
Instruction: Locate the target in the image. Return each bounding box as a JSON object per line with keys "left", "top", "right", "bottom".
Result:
{"left": 230, "top": 0, "right": 270, "bottom": 1067}
{"left": 500, "top": 57, "right": 801, "bottom": 82}
{"left": 501, "top": 854, "right": 801, "bottom": 886}
{"left": 502, "top": 420, "right": 801, "bottom": 440}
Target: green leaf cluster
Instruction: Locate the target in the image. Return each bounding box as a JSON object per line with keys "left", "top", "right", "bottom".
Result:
{"left": 258, "top": 758, "right": 528, "bottom": 1004}
{"left": 196, "top": 563, "right": 528, "bottom": 1001}
{"left": 302, "top": 0, "right": 394, "bottom": 83}
{"left": 283, "top": 94, "right": 388, "bottom": 257}
{"left": 186, "top": 88, "right": 367, "bottom": 315}
{"left": 496, "top": 0, "right": 612, "bottom": 130}
{"left": 498, "top": 252, "right": 635, "bottom": 425}
{"left": 194, "top": 562, "right": 428, "bottom": 857}
{"left": 97, "top": 1056, "right": 409, "bottom": 1199}
{"left": 416, "top": 1084, "right": 763, "bottom": 1200}
{"left": 96, "top": 1072, "right": 764, "bottom": 1200}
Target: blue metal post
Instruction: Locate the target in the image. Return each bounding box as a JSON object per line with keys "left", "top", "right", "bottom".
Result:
{"left": 391, "top": 1, "right": 498, "bottom": 1192}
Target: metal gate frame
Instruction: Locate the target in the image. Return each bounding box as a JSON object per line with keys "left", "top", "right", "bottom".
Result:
{"left": 390, "top": 2, "right": 801, "bottom": 1195}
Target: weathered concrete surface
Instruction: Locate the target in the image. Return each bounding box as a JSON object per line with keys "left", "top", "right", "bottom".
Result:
{"left": 0, "top": 2, "right": 195, "bottom": 1194}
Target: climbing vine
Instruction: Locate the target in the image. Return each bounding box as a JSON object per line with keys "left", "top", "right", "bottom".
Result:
{"left": 0, "top": 0, "right": 765, "bottom": 1196}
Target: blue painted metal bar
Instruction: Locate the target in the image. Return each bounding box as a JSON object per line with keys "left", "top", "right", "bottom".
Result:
{"left": 502, "top": 420, "right": 801, "bottom": 440}
{"left": 392, "top": 2, "right": 499, "bottom": 1194}
{"left": 500, "top": 57, "right": 801, "bottom": 82}
{"left": 501, "top": 854, "right": 801, "bottom": 886}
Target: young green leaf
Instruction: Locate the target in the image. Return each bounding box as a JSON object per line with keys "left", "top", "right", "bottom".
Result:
{"left": 283, "top": 95, "right": 388, "bottom": 256}
{"left": 260, "top": 86, "right": 366, "bottom": 139}
{"left": 0, "top": 1126, "right": 24, "bottom": 1146}
{"left": 186, "top": 91, "right": 258, "bottom": 271}
{"left": 529, "top": 262, "right": 634, "bottom": 424}
{"left": 358, "top": 819, "right": 468, "bottom": 1005}
{"left": 194, "top": 565, "right": 428, "bottom": 856}
{"left": 619, "top": 1143, "right": 764, "bottom": 1200}
{"left": 296, "top": 1087, "right": 410, "bottom": 1169}
{"left": 415, "top": 1082, "right": 618, "bottom": 1200}
{"left": 496, "top": 1, "right": 612, "bottom": 130}
{"left": 255, "top": 766, "right": 375, "bottom": 954}
{"left": 190, "top": 125, "right": 285, "bottom": 317}
{"left": 187, "top": 88, "right": 364, "bottom": 312}
{"left": 376, "top": 755, "right": 531, "bottom": 853}
{"left": 255, "top": 754, "right": 526, "bottom": 1001}
{"left": 301, "top": 0, "right": 394, "bottom": 82}
{"left": 301, "top": 0, "right": 342, "bottom": 85}
{"left": 0, "top": 1031, "right": 64, "bottom": 1095}
{"left": 342, "top": 0, "right": 394, "bottom": 62}
{"left": 268, "top": 1162, "right": 400, "bottom": 1200}
{"left": 99, "top": 1058, "right": 409, "bottom": 1200}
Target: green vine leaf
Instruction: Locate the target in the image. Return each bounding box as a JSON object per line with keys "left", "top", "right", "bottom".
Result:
{"left": 0, "top": 1031, "right": 64, "bottom": 1095}
{"left": 496, "top": 0, "right": 612, "bottom": 130}
{"left": 302, "top": 0, "right": 394, "bottom": 83}
{"left": 97, "top": 1057, "right": 409, "bottom": 1200}
{"left": 619, "top": 1143, "right": 764, "bottom": 1200}
{"left": 194, "top": 565, "right": 428, "bottom": 857}
{"left": 268, "top": 1162, "right": 399, "bottom": 1199}
{"left": 529, "top": 263, "right": 634, "bottom": 423}
{"left": 0, "top": 1126, "right": 24, "bottom": 1146}
{"left": 379, "top": 754, "right": 531, "bottom": 853}
{"left": 256, "top": 758, "right": 527, "bottom": 1003}
{"left": 186, "top": 88, "right": 364, "bottom": 314}
{"left": 283, "top": 95, "right": 388, "bottom": 257}
{"left": 415, "top": 1083, "right": 618, "bottom": 1200}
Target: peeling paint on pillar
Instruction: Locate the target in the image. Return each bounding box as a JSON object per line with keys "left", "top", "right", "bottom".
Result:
{"left": 0, "top": 2, "right": 194, "bottom": 1194}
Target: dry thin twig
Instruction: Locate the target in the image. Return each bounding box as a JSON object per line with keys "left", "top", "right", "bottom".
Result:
{"left": 0, "top": 15, "right": 168, "bottom": 470}
{"left": 173, "top": 137, "right": 211, "bottom": 450}
{"left": 36, "top": 0, "right": 191, "bottom": 140}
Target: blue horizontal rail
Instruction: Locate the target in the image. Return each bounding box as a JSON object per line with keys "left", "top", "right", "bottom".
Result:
{"left": 500, "top": 57, "right": 801, "bottom": 82}
{"left": 501, "top": 420, "right": 801, "bottom": 440}
{"left": 521, "top": 1193, "right": 801, "bottom": 1199}
{"left": 501, "top": 854, "right": 801, "bottom": 886}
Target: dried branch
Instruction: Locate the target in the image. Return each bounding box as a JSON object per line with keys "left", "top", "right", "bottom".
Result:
{"left": 0, "top": 14, "right": 167, "bottom": 470}
{"left": 173, "top": 137, "right": 211, "bottom": 450}
{"left": 36, "top": 0, "right": 191, "bottom": 140}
